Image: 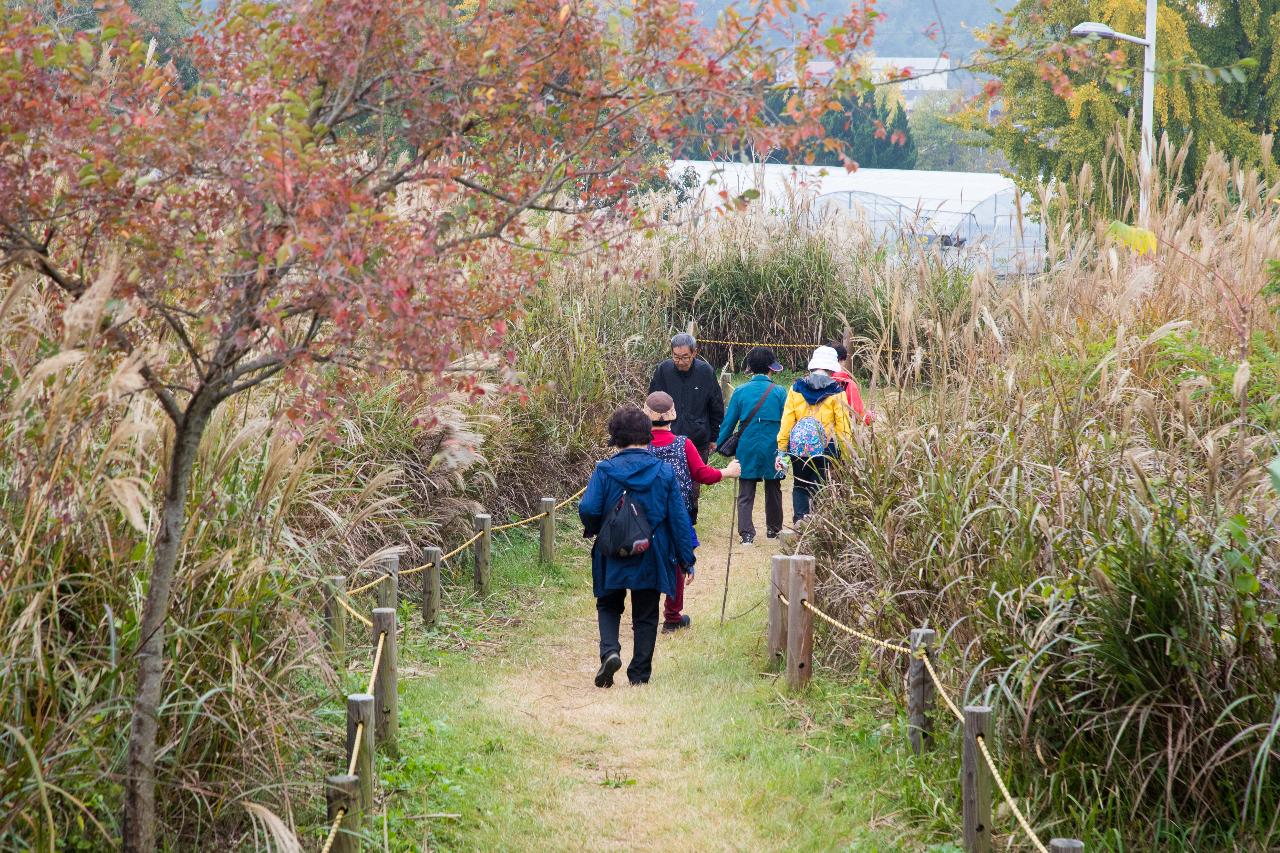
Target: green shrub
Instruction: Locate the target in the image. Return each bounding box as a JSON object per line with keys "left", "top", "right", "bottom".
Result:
{"left": 1154, "top": 330, "right": 1280, "bottom": 430}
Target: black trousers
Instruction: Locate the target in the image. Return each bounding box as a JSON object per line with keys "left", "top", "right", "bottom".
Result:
{"left": 597, "top": 588, "right": 661, "bottom": 684}
{"left": 792, "top": 456, "right": 830, "bottom": 522}
{"left": 737, "top": 478, "right": 783, "bottom": 538}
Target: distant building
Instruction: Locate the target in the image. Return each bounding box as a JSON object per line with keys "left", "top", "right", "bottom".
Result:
{"left": 869, "top": 56, "right": 954, "bottom": 111}
{"left": 867, "top": 56, "right": 952, "bottom": 92}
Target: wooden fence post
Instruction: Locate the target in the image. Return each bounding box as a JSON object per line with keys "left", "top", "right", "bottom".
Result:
{"left": 374, "top": 553, "right": 398, "bottom": 611}
{"left": 346, "top": 693, "right": 375, "bottom": 817}
{"left": 323, "top": 575, "right": 346, "bottom": 663}
{"left": 906, "top": 627, "right": 937, "bottom": 754}
{"left": 766, "top": 555, "right": 789, "bottom": 668}
{"left": 538, "top": 497, "right": 556, "bottom": 564}
{"left": 785, "top": 555, "right": 815, "bottom": 691}
{"left": 324, "top": 773, "right": 360, "bottom": 853}
{"left": 1050, "top": 841, "right": 1084, "bottom": 853}
{"left": 962, "top": 705, "right": 993, "bottom": 853}
{"left": 371, "top": 608, "right": 398, "bottom": 756}
{"left": 421, "top": 546, "right": 442, "bottom": 629}
{"left": 474, "top": 513, "right": 492, "bottom": 596}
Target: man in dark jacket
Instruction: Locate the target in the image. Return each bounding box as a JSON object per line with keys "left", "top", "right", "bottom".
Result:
{"left": 648, "top": 333, "right": 724, "bottom": 525}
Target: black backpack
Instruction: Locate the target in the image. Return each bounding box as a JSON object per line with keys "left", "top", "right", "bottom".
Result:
{"left": 596, "top": 486, "right": 653, "bottom": 558}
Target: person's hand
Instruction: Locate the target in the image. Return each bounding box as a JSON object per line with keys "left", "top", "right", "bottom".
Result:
{"left": 709, "top": 442, "right": 717, "bottom": 455}
{"left": 722, "top": 460, "right": 742, "bottom": 479}
{"left": 684, "top": 569, "right": 695, "bottom": 585}
{"left": 775, "top": 453, "right": 787, "bottom": 473}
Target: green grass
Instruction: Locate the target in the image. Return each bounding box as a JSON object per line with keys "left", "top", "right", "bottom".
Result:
{"left": 351, "top": 488, "right": 964, "bottom": 851}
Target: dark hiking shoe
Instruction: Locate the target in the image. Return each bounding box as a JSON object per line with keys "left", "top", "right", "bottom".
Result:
{"left": 741, "top": 533, "right": 756, "bottom": 546}
{"left": 594, "top": 653, "right": 622, "bottom": 688}
{"left": 766, "top": 529, "right": 780, "bottom": 539}
{"left": 661, "top": 615, "right": 691, "bottom": 634}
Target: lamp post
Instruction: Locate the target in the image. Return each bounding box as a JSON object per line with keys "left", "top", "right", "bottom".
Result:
{"left": 1070, "top": 0, "right": 1157, "bottom": 223}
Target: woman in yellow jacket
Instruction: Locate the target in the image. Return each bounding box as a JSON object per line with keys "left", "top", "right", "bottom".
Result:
{"left": 776, "top": 346, "right": 854, "bottom": 522}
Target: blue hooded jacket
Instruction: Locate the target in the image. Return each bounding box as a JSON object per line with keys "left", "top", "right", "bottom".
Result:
{"left": 580, "top": 449, "right": 696, "bottom": 598}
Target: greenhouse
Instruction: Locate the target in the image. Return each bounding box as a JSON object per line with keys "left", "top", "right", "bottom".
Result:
{"left": 670, "top": 159, "right": 1045, "bottom": 275}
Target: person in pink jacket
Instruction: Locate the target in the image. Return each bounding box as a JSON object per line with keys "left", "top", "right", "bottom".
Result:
{"left": 643, "top": 391, "right": 739, "bottom": 632}
{"left": 828, "top": 342, "right": 875, "bottom": 425}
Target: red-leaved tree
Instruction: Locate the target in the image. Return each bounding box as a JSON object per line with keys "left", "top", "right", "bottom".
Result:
{"left": 0, "top": 0, "right": 885, "bottom": 848}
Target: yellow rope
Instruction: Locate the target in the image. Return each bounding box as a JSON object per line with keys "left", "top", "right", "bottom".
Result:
{"left": 919, "top": 649, "right": 965, "bottom": 722}
{"left": 381, "top": 487, "right": 578, "bottom": 581}
{"left": 696, "top": 337, "right": 821, "bottom": 349}
{"left": 491, "top": 511, "right": 548, "bottom": 533}
{"left": 800, "top": 599, "right": 912, "bottom": 655}
{"left": 320, "top": 810, "right": 344, "bottom": 853}
{"left": 335, "top": 594, "right": 372, "bottom": 628}
{"left": 398, "top": 560, "right": 430, "bottom": 578}
{"left": 442, "top": 530, "right": 483, "bottom": 561}
{"left": 780, "top": 591, "right": 965, "bottom": 722}
{"left": 346, "top": 721, "right": 363, "bottom": 776}
{"left": 367, "top": 631, "right": 386, "bottom": 697}
{"left": 555, "top": 485, "right": 587, "bottom": 510}
{"left": 975, "top": 734, "right": 1051, "bottom": 853}
{"left": 348, "top": 572, "right": 390, "bottom": 596}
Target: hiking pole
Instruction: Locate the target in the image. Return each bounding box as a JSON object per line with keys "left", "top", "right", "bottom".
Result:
{"left": 720, "top": 478, "right": 739, "bottom": 626}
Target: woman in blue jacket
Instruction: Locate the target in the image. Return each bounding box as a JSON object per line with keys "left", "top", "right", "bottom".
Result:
{"left": 715, "top": 347, "right": 788, "bottom": 544}
{"left": 580, "top": 405, "right": 696, "bottom": 687}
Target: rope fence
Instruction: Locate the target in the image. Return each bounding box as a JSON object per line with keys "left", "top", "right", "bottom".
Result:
{"left": 313, "top": 485, "right": 585, "bottom": 851}
{"left": 333, "top": 593, "right": 372, "bottom": 629}
{"left": 696, "top": 337, "right": 822, "bottom": 349}
{"left": 976, "top": 734, "right": 1051, "bottom": 853}
{"left": 346, "top": 724, "right": 363, "bottom": 777}
{"left": 766, "top": 553, "right": 1085, "bottom": 853}
{"left": 320, "top": 809, "right": 345, "bottom": 853}
{"left": 440, "top": 531, "right": 483, "bottom": 563}
{"left": 346, "top": 572, "right": 390, "bottom": 597}
{"left": 366, "top": 633, "right": 386, "bottom": 697}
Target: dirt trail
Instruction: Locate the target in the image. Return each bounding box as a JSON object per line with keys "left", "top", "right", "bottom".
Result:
{"left": 477, "top": 482, "right": 790, "bottom": 852}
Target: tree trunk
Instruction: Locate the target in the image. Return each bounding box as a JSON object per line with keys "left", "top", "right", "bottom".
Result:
{"left": 122, "top": 399, "right": 213, "bottom": 852}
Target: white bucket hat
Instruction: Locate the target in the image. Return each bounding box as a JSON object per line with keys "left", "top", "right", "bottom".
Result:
{"left": 807, "top": 345, "right": 842, "bottom": 374}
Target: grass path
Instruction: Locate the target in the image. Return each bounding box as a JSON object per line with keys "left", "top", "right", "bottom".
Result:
{"left": 386, "top": 482, "right": 936, "bottom": 851}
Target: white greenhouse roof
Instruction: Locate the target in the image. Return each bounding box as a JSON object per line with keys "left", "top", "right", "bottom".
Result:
{"left": 669, "top": 159, "right": 1016, "bottom": 219}
{"left": 669, "top": 159, "right": 1044, "bottom": 275}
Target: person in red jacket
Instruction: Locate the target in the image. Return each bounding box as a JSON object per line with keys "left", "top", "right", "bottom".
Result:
{"left": 643, "top": 391, "right": 740, "bottom": 633}
{"left": 828, "top": 342, "right": 875, "bottom": 425}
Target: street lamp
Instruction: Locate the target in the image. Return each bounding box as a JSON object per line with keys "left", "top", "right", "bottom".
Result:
{"left": 1070, "top": 0, "right": 1157, "bottom": 223}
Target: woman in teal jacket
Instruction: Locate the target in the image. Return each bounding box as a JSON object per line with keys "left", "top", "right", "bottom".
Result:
{"left": 715, "top": 347, "right": 788, "bottom": 544}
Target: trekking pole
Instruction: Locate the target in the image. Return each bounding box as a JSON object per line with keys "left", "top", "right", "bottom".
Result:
{"left": 720, "top": 478, "right": 739, "bottom": 626}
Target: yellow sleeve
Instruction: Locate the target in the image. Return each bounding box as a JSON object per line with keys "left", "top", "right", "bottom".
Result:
{"left": 777, "top": 391, "right": 800, "bottom": 452}
{"left": 831, "top": 394, "right": 854, "bottom": 451}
